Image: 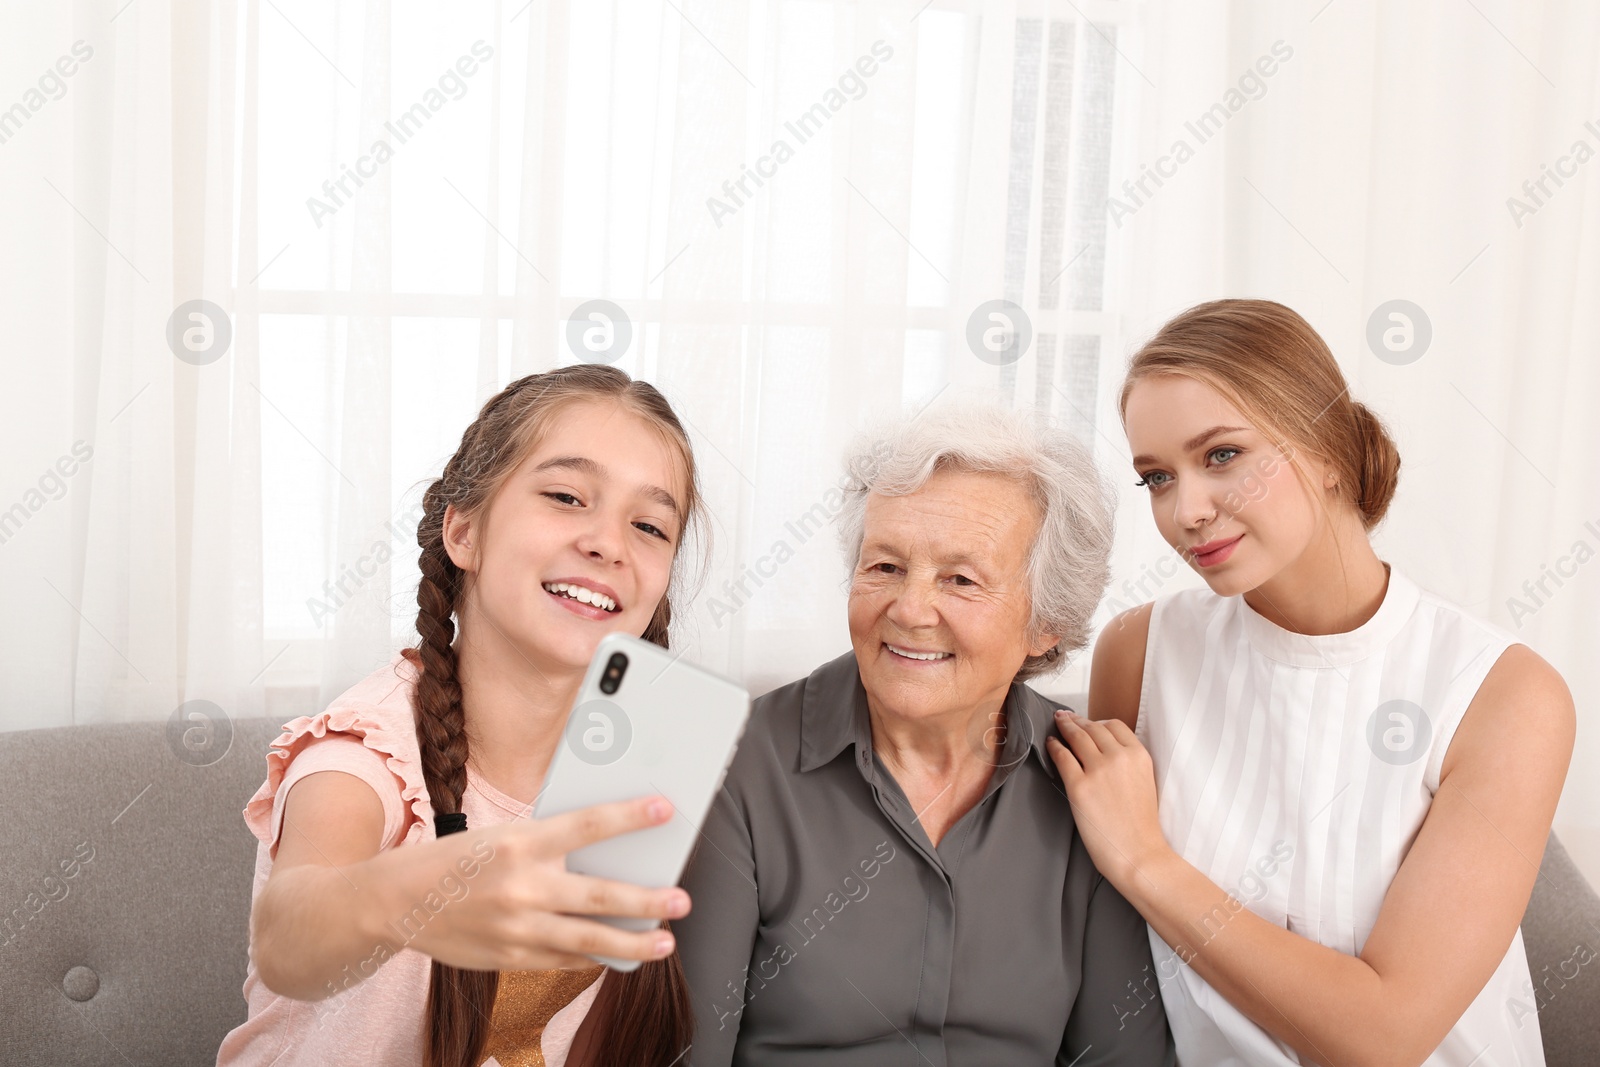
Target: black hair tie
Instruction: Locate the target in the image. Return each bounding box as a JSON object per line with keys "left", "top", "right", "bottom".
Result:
{"left": 434, "top": 812, "right": 469, "bottom": 837}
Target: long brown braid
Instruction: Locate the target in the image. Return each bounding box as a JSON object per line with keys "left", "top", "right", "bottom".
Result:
{"left": 410, "top": 365, "right": 701, "bottom": 1067}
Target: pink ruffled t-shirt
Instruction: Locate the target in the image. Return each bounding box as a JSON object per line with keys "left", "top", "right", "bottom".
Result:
{"left": 215, "top": 651, "right": 603, "bottom": 1067}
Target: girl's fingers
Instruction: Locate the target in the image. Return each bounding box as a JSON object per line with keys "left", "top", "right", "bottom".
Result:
{"left": 518, "top": 912, "right": 676, "bottom": 965}
{"left": 548, "top": 871, "right": 690, "bottom": 921}
{"left": 531, "top": 795, "right": 674, "bottom": 858}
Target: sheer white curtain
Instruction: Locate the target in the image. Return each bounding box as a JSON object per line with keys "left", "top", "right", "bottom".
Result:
{"left": 5, "top": 0, "right": 1596, "bottom": 879}
{"left": 2, "top": 0, "right": 1125, "bottom": 724}
{"left": 2, "top": 0, "right": 255, "bottom": 729}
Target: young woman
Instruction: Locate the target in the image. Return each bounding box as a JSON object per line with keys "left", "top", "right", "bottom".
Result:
{"left": 1047, "top": 300, "right": 1575, "bottom": 1066}
{"left": 217, "top": 365, "right": 707, "bottom": 1067}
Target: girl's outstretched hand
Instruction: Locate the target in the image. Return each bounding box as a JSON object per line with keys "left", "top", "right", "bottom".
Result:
{"left": 379, "top": 794, "right": 692, "bottom": 972}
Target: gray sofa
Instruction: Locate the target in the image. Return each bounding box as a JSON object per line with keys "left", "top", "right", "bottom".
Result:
{"left": 2, "top": 715, "right": 1597, "bottom": 1065}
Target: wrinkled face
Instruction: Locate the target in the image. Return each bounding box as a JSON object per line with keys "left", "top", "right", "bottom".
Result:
{"left": 444, "top": 398, "right": 687, "bottom": 677}
{"left": 848, "top": 467, "right": 1059, "bottom": 727}
{"left": 1124, "top": 373, "right": 1330, "bottom": 596}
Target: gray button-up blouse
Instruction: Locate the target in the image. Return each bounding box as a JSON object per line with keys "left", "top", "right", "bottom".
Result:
{"left": 675, "top": 650, "right": 1176, "bottom": 1067}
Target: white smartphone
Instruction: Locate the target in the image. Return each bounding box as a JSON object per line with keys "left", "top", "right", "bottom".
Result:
{"left": 532, "top": 631, "right": 751, "bottom": 970}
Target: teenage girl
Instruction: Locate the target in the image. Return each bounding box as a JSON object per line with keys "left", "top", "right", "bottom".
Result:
{"left": 1048, "top": 300, "right": 1574, "bottom": 1065}
{"left": 217, "top": 365, "right": 706, "bottom": 1067}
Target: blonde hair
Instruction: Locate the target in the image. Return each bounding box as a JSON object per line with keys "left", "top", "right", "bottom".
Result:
{"left": 1121, "top": 299, "right": 1401, "bottom": 529}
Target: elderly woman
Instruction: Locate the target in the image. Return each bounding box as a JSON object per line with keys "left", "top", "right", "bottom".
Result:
{"left": 674, "top": 407, "right": 1176, "bottom": 1066}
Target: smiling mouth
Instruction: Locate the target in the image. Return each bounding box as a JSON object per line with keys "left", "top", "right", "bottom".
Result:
{"left": 1189, "top": 534, "right": 1243, "bottom": 566}
{"left": 541, "top": 582, "right": 621, "bottom": 613}
{"left": 885, "top": 643, "right": 952, "bottom": 662}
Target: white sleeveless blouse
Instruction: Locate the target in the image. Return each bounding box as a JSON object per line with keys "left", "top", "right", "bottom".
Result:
{"left": 1136, "top": 565, "right": 1546, "bottom": 1065}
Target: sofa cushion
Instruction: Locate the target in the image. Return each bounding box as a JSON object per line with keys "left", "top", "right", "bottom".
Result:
{"left": 1, "top": 715, "right": 281, "bottom": 1067}
{"left": 1519, "top": 832, "right": 1600, "bottom": 1062}
{"left": 1, "top": 714, "right": 1596, "bottom": 1065}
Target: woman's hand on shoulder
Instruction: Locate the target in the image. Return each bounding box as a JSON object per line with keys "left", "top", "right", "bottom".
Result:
{"left": 1045, "top": 602, "right": 1166, "bottom": 888}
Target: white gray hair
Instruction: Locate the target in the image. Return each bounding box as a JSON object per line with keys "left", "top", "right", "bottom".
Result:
{"left": 835, "top": 405, "right": 1115, "bottom": 681}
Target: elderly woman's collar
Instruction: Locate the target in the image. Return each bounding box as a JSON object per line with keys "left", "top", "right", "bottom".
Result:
{"left": 797, "top": 650, "right": 1066, "bottom": 783}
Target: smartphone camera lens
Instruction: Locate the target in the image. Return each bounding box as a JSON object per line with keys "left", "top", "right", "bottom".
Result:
{"left": 600, "top": 651, "right": 628, "bottom": 695}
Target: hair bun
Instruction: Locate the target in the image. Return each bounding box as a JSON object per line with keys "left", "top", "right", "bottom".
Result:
{"left": 1348, "top": 401, "right": 1400, "bottom": 527}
